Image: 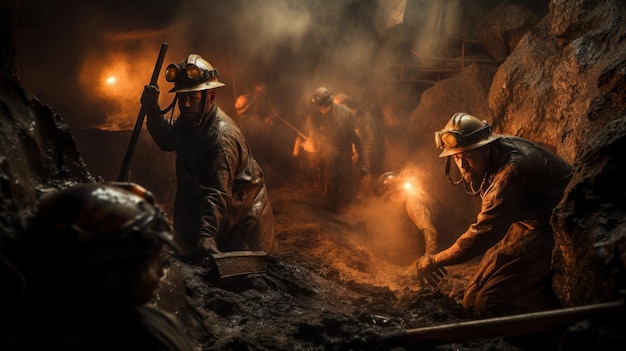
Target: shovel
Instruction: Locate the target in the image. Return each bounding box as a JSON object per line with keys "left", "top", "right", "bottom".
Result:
{"left": 206, "top": 250, "right": 269, "bottom": 279}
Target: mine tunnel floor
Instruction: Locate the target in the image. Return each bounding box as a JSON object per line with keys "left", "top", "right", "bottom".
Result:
{"left": 155, "top": 180, "right": 519, "bottom": 351}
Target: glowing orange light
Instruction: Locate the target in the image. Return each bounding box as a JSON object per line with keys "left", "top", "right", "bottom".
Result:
{"left": 106, "top": 76, "right": 117, "bottom": 85}
{"left": 403, "top": 182, "right": 412, "bottom": 191}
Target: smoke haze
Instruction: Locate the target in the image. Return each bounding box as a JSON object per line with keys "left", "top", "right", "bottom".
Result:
{"left": 16, "top": 0, "right": 415, "bottom": 131}
{"left": 15, "top": 0, "right": 488, "bottom": 246}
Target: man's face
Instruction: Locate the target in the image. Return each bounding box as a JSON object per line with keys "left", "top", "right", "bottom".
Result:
{"left": 452, "top": 146, "right": 490, "bottom": 185}
{"left": 178, "top": 91, "right": 212, "bottom": 122}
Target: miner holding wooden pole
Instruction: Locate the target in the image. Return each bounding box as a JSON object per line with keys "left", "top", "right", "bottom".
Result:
{"left": 140, "top": 52, "right": 277, "bottom": 272}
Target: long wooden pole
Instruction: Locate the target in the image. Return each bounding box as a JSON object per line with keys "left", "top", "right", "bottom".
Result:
{"left": 117, "top": 42, "right": 168, "bottom": 181}
{"left": 377, "top": 299, "right": 624, "bottom": 348}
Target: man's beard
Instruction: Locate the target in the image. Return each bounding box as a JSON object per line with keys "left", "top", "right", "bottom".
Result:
{"left": 179, "top": 110, "right": 201, "bottom": 123}
{"left": 460, "top": 168, "right": 481, "bottom": 188}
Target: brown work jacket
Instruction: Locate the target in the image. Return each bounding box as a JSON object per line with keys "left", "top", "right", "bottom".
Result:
{"left": 147, "top": 104, "right": 277, "bottom": 255}
{"left": 455, "top": 136, "right": 573, "bottom": 257}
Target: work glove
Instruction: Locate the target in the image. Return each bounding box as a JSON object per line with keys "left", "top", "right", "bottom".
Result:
{"left": 199, "top": 236, "right": 220, "bottom": 268}
{"left": 200, "top": 236, "right": 220, "bottom": 255}
{"left": 141, "top": 84, "right": 161, "bottom": 117}
{"left": 301, "top": 137, "right": 320, "bottom": 153}
{"left": 415, "top": 254, "right": 447, "bottom": 287}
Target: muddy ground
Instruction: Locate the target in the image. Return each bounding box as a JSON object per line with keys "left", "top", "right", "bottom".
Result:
{"left": 155, "top": 178, "right": 525, "bottom": 351}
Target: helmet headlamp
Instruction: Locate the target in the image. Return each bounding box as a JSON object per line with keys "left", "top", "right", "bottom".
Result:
{"left": 435, "top": 123, "right": 492, "bottom": 150}
{"left": 164, "top": 64, "right": 179, "bottom": 82}
{"left": 165, "top": 63, "right": 219, "bottom": 83}
{"left": 435, "top": 130, "right": 462, "bottom": 149}
{"left": 185, "top": 64, "right": 203, "bottom": 80}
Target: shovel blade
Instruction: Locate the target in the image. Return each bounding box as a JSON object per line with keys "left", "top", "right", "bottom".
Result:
{"left": 209, "top": 251, "right": 268, "bottom": 278}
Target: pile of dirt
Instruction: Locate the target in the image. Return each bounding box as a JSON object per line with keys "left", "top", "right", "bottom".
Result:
{"left": 156, "top": 181, "right": 522, "bottom": 350}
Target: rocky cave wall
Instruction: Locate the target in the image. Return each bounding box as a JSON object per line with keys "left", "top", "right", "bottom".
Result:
{"left": 406, "top": 0, "right": 626, "bottom": 306}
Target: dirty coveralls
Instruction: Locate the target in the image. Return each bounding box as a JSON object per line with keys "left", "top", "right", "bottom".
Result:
{"left": 354, "top": 109, "right": 384, "bottom": 196}
{"left": 304, "top": 102, "right": 367, "bottom": 212}
{"left": 147, "top": 104, "right": 277, "bottom": 256}
{"left": 455, "top": 136, "right": 573, "bottom": 317}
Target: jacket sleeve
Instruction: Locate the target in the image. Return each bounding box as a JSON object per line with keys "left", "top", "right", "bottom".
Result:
{"left": 197, "top": 127, "right": 242, "bottom": 242}
{"left": 146, "top": 113, "right": 176, "bottom": 151}
{"left": 355, "top": 114, "right": 378, "bottom": 174}
{"left": 453, "top": 155, "right": 528, "bottom": 261}
{"left": 340, "top": 107, "right": 369, "bottom": 175}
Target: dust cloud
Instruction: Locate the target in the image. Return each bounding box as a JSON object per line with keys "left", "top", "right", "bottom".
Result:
{"left": 16, "top": 0, "right": 479, "bottom": 247}
{"left": 15, "top": 0, "right": 428, "bottom": 131}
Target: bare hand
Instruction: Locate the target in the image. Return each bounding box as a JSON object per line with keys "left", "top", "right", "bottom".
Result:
{"left": 415, "top": 255, "right": 447, "bottom": 287}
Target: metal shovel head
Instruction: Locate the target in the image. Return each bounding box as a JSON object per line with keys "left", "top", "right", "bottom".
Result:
{"left": 209, "top": 250, "right": 268, "bottom": 278}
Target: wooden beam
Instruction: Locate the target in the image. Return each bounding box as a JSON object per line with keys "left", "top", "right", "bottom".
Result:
{"left": 378, "top": 299, "right": 624, "bottom": 348}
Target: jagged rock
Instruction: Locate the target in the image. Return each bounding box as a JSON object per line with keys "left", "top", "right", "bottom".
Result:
{"left": 474, "top": 1, "right": 541, "bottom": 62}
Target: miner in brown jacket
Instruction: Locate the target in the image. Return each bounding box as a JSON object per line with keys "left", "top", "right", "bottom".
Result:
{"left": 416, "top": 112, "right": 573, "bottom": 318}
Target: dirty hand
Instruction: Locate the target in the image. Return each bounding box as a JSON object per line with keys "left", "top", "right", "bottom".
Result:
{"left": 141, "top": 84, "right": 161, "bottom": 116}
{"left": 200, "top": 236, "right": 220, "bottom": 255}
{"left": 415, "top": 255, "right": 447, "bottom": 287}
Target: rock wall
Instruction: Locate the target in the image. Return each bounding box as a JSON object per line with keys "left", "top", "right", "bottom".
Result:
{"left": 0, "top": 75, "right": 94, "bottom": 242}
{"left": 406, "top": 0, "right": 626, "bottom": 306}
{"left": 491, "top": 0, "right": 626, "bottom": 305}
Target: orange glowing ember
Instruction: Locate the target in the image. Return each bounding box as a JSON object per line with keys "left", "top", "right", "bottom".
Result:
{"left": 80, "top": 50, "right": 166, "bottom": 130}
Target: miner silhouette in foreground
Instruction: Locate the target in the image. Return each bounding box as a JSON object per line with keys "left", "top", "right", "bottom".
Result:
{"left": 25, "top": 182, "right": 195, "bottom": 351}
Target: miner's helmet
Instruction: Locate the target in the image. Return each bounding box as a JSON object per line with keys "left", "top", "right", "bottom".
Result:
{"left": 28, "top": 182, "right": 174, "bottom": 266}
{"left": 164, "top": 54, "right": 225, "bottom": 93}
{"left": 373, "top": 172, "right": 402, "bottom": 197}
{"left": 234, "top": 94, "right": 252, "bottom": 115}
{"left": 435, "top": 112, "right": 501, "bottom": 158}
{"left": 311, "top": 87, "right": 334, "bottom": 108}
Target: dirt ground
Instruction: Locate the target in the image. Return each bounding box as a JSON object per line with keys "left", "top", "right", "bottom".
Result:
{"left": 155, "top": 179, "right": 524, "bottom": 351}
